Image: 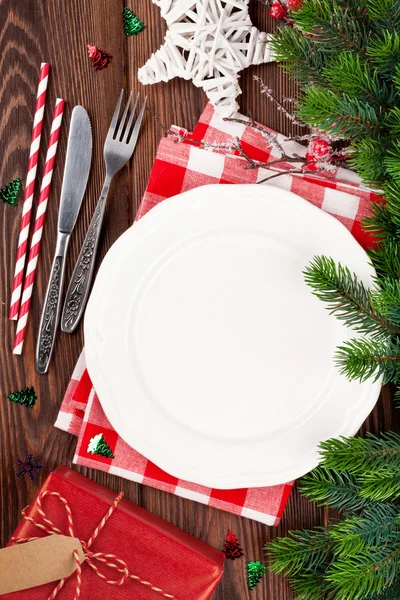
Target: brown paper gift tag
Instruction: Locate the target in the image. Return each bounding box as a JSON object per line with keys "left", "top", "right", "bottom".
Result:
{"left": 0, "top": 535, "right": 84, "bottom": 595}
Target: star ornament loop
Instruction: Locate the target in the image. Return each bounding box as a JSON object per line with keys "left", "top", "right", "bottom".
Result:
{"left": 138, "top": 0, "right": 275, "bottom": 117}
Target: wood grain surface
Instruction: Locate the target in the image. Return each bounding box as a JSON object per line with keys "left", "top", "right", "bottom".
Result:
{"left": 1, "top": 1, "right": 399, "bottom": 598}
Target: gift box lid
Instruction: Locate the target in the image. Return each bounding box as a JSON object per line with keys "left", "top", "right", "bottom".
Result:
{"left": 5, "top": 466, "right": 225, "bottom": 599}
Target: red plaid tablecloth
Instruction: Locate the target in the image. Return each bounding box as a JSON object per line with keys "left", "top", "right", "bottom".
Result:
{"left": 56, "top": 103, "right": 379, "bottom": 526}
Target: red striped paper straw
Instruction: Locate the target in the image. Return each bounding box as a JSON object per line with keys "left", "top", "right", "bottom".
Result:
{"left": 9, "top": 62, "right": 50, "bottom": 320}
{"left": 13, "top": 98, "right": 65, "bottom": 355}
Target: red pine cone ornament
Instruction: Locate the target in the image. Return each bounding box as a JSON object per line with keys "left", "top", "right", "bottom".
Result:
{"left": 87, "top": 44, "right": 113, "bottom": 71}
{"left": 269, "top": 1, "right": 287, "bottom": 19}
{"left": 222, "top": 530, "right": 244, "bottom": 560}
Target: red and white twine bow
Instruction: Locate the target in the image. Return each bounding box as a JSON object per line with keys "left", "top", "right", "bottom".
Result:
{"left": 11, "top": 490, "right": 177, "bottom": 600}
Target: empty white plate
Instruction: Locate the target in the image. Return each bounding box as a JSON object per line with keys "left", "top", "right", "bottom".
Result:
{"left": 84, "top": 184, "right": 381, "bottom": 488}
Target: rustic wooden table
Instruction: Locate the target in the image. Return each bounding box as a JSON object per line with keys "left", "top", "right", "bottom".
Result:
{"left": 1, "top": 1, "right": 399, "bottom": 598}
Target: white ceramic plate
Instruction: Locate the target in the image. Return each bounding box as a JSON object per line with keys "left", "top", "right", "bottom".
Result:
{"left": 84, "top": 184, "right": 381, "bottom": 488}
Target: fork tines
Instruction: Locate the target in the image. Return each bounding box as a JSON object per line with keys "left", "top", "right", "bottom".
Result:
{"left": 109, "top": 90, "right": 147, "bottom": 146}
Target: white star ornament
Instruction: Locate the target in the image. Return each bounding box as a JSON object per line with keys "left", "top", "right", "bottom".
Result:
{"left": 138, "top": 0, "right": 275, "bottom": 117}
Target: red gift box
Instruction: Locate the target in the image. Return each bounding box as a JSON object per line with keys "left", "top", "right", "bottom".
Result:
{"left": 5, "top": 466, "right": 224, "bottom": 599}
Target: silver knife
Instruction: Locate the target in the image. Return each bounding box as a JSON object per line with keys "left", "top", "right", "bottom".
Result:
{"left": 36, "top": 106, "right": 92, "bottom": 374}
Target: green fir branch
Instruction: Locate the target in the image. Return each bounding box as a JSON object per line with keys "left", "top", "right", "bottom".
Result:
{"left": 266, "top": 2, "right": 400, "bottom": 598}
{"left": 325, "top": 544, "right": 400, "bottom": 600}
{"left": 362, "top": 203, "right": 400, "bottom": 242}
{"left": 329, "top": 503, "right": 400, "bottom": 558}
{"left": 385, "top": 140, "right": 400, "bottom": 180}
{"left": 394, "top": 65, "right": 400, "bottom": 92}
{"left": 297, "top": 87, "right": 383, "bottom": 138}
{"left": 349, "top": 138, "right": 387, "bottom": 186}
{"left": 365, "top": 578, "right": 400, "bottom": 600}
{"left": 292, "top": 0, "right": 371, "bottom": 58}
{"left": 360, "top": 470, "right": 400, "bottom": 501}
{"left": 316, "top": 433, "right": 400, "bottom": 474}
{"left": 364, "top": 0, "right": 400, "bottom": 32}
{"left": 371, "top": 278, "right": 400, "bottom": 325}
{"left": 284, "top": 573, "right": 330, "bottom": 600}
{"left": 304, "top": 256, "right": 400, "bottom": 339}
{"left": 384, "top": 106, "right": 400, "bottom": 135}
{"left": 300, "top": 468, "right": 371, "bottom": 511}
{"left": 322, "top": 53, "right": 390, "bottom": 105}
{"left": 383, "top": 179, "right": 400, "bottom": 226}
{"left": 368, "top": 241, "right": 400, "bottom": 279}
{"left": 267, "top": 528, "right": 333, "bottom": 577}
{"left": 367, "top": 31, "right": 400, "bottom": 79}
{"left": 335, "top": 337, "right": 400, "bottom": 383}
{"left": 268, "top": 27, "right": 329, "bottom": 88}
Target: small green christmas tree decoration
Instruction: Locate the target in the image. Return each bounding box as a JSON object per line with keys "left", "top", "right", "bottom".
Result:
{"left": 7, "top": 386, "right": 36, "bottom": 408}
{"left": 123, "top": 7, "right": 145, "bottom": 36}
{"left": 87, "top": 433, "right": 115, "bottom": 458}
{"left": 246, "top": 561, "right": 267, "bottom": 591}
{"left": 0, "top": 177, "right": 21, "bottom": 206}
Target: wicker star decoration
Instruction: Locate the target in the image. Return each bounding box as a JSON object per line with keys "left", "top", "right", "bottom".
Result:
{"left": 138, "top": 0, "right": 274, "bottom": 117}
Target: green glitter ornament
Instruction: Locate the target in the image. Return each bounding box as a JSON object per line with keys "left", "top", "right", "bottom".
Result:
{"left": 246, "top": 561, "right": 267, "bottom": 591}
{"left": 0, "top": 177, "right": 21, "bottom": 206}
{"left": 87, "top": 433, "right": 115, "bottom": 458}
{"left": 7, "top": 386, "right": 37, "bottom": 408}
{"left": 123, "top": 7, "right": 145, "bottom": 36}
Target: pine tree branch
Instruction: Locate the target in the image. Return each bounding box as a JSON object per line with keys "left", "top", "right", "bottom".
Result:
{"left": 291, "top": 0, "right": 372, "bottom": 60}
{"left": 265, "top": 3, "right": 400, "bottom": 597}
{"left": 335, "top": 337, "right": 400, "bottom": 384}
{"left": 300, "top": 468, "right": 371, "bottom": 511}
{"left": 286, "top": 572, "right": 331, "bottom": 600}
{"left": 297, "top": 87, "right": 383, "bottom": 138}
{"left": 371, "top": 278, "right": 400, "bottom": 326}
{"left": 304, "top": 256, "right": 400, "bottom": 339}
{"left": 268, "top": 26, "right": 331, "bottom": 88}
{"left": 362, "top": 203, "right": 400, "bottom": 242}
{"left": 267, "top": 528, "right": 333, "bottom": 576}
{"left": 326, "top": 544, "right": 400, "bottom": 600}
{"left": 329, "top": 503, "right": 400, "bottom": 558}
{"left": 317, "top": 433, "right": 400, "bottom": 474}
{"left": 364, "top": 577, "right": 400, "bottom": 600}
{"left": 349, "top": 138, "right": 388, "bottom": 187}
{"left": 369, "top": 242, "right": 400, "bottom": 281}
{"left": 360, "top": 470, "right": 400, "bottom": 502}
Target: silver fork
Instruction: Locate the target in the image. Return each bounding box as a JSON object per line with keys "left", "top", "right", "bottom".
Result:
{"left": 61, "top": 90, "right": 146, "bottom": 333}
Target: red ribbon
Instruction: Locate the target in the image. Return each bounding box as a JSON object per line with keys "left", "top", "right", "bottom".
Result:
{"left": 11, "top": 490, "right": 177, "bottom": 600}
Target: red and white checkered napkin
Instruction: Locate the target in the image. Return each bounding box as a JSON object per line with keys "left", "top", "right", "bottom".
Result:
{"left": 56, "top": 351, "right": 293, "bottom": 526}
{"left": 56, "top": 103, "right": 379, "bottom": 526}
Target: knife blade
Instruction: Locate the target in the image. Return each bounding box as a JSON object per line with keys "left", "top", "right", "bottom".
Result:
{"left": 58, "top": 106, "right": 92, "bottom": 233}
{"left": 36, "top": 106, "right": 92, "bottom": 374}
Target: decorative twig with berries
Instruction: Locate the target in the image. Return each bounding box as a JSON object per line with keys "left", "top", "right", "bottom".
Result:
{"left": 147, "top": 76, "right": 351, "bottom": 183}
{"left": 268, "top": 0, "right": 304, "bottom": 24}
{"left": 223, "top": 78, "right": 349, "bottom": 182}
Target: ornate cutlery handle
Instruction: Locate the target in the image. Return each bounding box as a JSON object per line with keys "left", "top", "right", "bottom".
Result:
{"left": 61, "top": 178, "right": 110, "bottom": 333}
{"left": 36, "top": 232, "right": 70, "bottom": 374}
